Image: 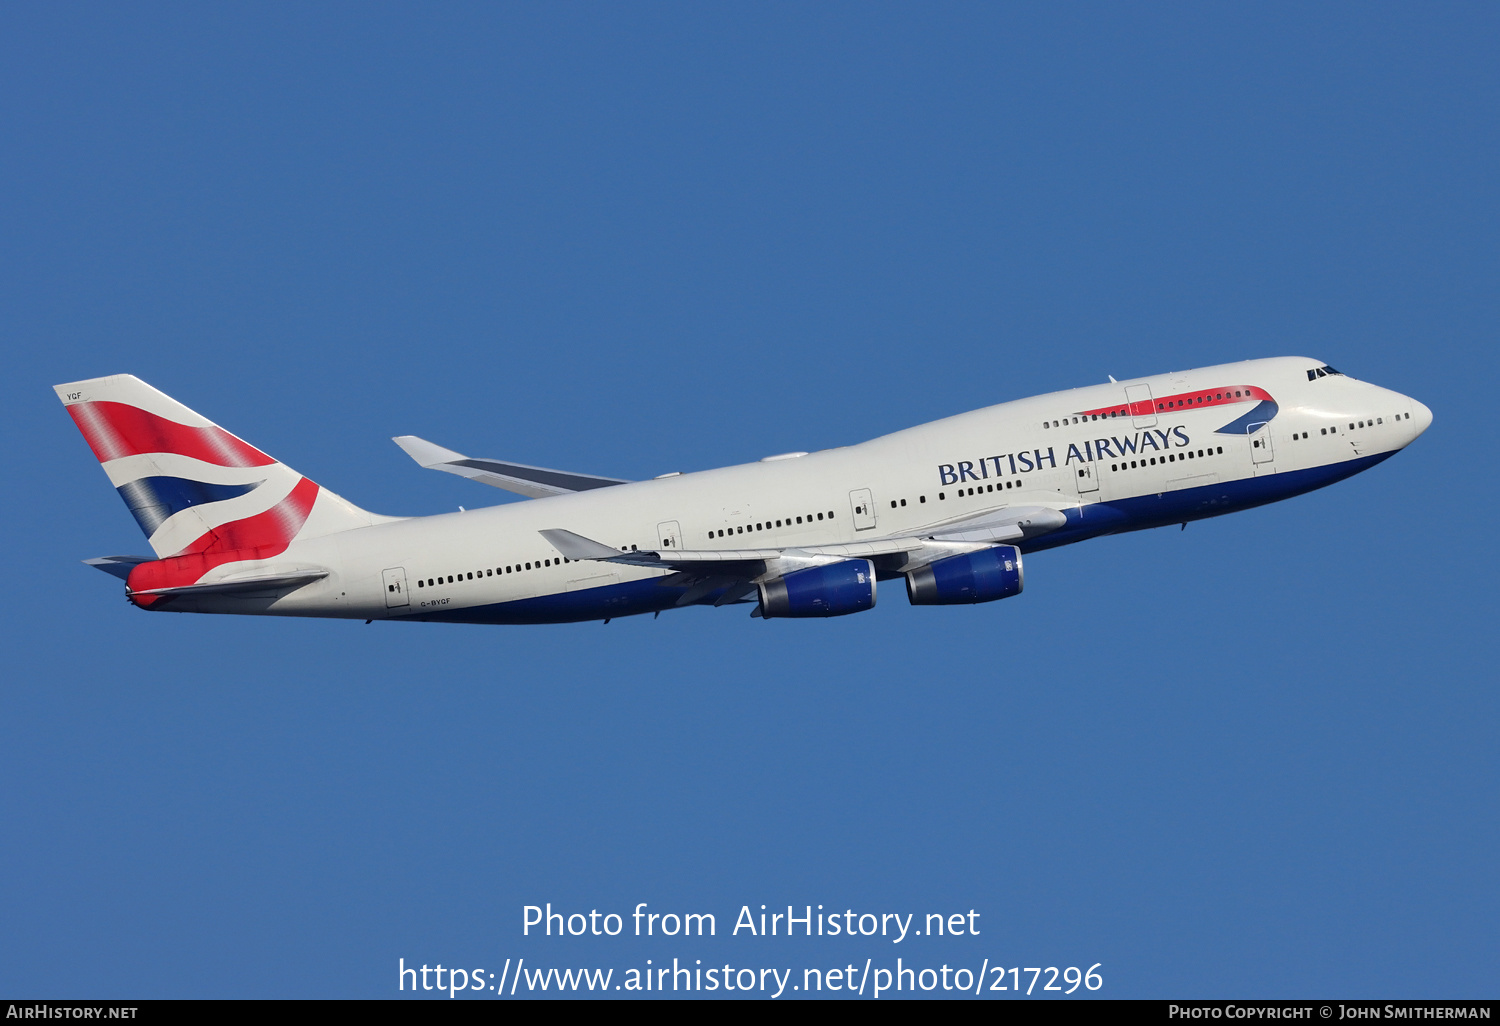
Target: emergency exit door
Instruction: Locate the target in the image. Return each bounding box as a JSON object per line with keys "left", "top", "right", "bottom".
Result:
{"left": 849, "top": 489, "right": 877, "bottom": 531}
{"left": 656, "top": 520, "right": 682, "bottom": 549}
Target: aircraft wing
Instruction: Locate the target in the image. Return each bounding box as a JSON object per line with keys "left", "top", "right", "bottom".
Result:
{"left": 540, "top": 529, "right": 941, "bottom": 607}
{"left": 541, "top": 528, "right": 930, "bottom": 570}
{"left": 923, "top": 505, "right": 1067, "bottom": 543}
{"left": 393, "top": 435, "right": 631, "bottom": 499}
{"left": 540, "top": 505, "right": 1068, "bottom": 580}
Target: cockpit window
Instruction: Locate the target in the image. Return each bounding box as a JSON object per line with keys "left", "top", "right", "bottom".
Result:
{"left": 1307, "top": 365, "right": 1343, "bottom": 381}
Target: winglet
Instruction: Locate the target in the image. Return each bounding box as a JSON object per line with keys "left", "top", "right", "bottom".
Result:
{"left": 394, "top": 435, "right": 630, "bottom": 499}
{"left": 539, "top": 529, "right": 635, "bottom": 561}
{"left": 393, "top": 435, "right": 468, "bottom": 468}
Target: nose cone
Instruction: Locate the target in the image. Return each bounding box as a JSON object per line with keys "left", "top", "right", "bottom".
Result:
{"left": 1410, "top": 398, "right": 1433, "bottom": 437}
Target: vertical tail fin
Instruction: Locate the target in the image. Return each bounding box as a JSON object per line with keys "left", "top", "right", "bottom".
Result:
{"left": 55, "top": 374, "right": 388, "bottom": 559}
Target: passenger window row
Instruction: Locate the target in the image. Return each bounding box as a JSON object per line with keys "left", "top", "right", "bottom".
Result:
{"left": 415, "top": 557, "right": 575, "bottom": 589}
{"left": 1301, "top": 417, "right": 1386, "bottom": 440}
{"left": 1109, "top": 447, "right": 1224, "bottom": 473}
{"left": 937, "top": 481, "right": 1020, "bottom": 501}
{"left": 1045, "top": 409, "right": 1130, "bottom": 426}
{"left": 1156, "top": 390, "right": 1250, "bottom": 411}
{"left": 1068, "top": 407, "right": 1128, "bottom": 424}
{"left": 1043, "top": 390, "right": 1257, "bottom": 429}
{"left": 707, "top": 511, "right": 836, "bottom": 542}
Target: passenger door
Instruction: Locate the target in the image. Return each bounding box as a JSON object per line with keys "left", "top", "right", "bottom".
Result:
{"left": 381, "top": 567, "right": 409, "bottom": 608}
{"left": 849, "top": 489, "right": 877, "bottom": 531}
{"left": 656, "top": 520, "right": 682, "bottom": 550}
{"left": 1249, "top": 423, "right": 1275, "bottom": 465}
{"left": 1074, "top": 461, "right": 1100, "bottom": 499}
{"left": 1126, "top": 383, "right": 1157, "bottom": 428}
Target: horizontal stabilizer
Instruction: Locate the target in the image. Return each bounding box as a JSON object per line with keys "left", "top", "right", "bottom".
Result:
{"left": 84, "top": 555, "right": 153, "bottom": 581}
{"left": 394, "top": 436, "right": 629, "bottom": 499}
{"left": 128, "top": 569, "right": 328, "bottom": 597}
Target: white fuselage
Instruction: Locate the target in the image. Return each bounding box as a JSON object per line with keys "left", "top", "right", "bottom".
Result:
{"left": 159, "top": 357, "right": 1431, "bottom": 625}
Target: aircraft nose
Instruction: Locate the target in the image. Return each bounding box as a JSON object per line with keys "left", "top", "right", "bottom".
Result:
{"left": 1410, "top": 398, "right": 1433, "bottom": 436}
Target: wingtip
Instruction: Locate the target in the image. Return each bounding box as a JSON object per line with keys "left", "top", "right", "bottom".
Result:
{"left": 393, "top": 434, "right": 467, "bottom": 467}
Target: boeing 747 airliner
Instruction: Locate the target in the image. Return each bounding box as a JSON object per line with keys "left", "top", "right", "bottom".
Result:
{"left": 57, "top": 358, "right": 1430, "bottom": 624}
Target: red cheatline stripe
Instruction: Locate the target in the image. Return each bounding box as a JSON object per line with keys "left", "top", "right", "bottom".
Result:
{"left": 126, "top": 478, "right": 320, "bottom": 606}
{"left": 67, "top": 401, "right": 275, "bottom": 467}
{"left": 1076, "top": 385, "right": 1273, "bottom": 419}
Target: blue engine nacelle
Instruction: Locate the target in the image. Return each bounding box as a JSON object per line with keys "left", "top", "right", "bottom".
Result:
{"left": 905, "top": 545, "right": 1024, "bottom": 605}
{"left": 758, "top": 559, "right": 877, "bottom": 618}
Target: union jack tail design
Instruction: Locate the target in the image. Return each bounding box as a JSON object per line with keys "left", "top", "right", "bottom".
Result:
{"left": 55, "top": 375, "right": 382, "bottom": 589}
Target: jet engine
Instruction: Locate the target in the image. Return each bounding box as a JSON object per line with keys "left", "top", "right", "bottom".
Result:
{"left": 905, "top": 545, "right": 1023, "bottom": 605}
{"left": 758, "top": 559, "right": 876, "bottom": 618}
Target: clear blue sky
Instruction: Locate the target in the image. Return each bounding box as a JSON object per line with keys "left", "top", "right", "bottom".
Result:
{"left": 2, "top": 2, "right": 1495, "bottom": 999}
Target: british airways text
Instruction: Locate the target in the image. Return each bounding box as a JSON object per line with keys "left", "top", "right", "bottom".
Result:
{"left": 938, "top": 428, "right": 1191, "bottom": 484}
